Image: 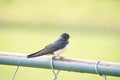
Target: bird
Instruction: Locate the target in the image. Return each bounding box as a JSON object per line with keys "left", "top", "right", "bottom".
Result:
{"left": 27, "top": 33, "right": 70, "bottom": 58}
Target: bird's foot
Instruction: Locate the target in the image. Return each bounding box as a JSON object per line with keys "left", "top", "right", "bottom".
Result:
{"left": 54, "top": 56, "right": 64, "bottom": 60}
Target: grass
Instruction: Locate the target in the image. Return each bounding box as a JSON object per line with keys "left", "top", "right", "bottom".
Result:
{"left": 0, "top": 25, "right": 120, "bottom": 80}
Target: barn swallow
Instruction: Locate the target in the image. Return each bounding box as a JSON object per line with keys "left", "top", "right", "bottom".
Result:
{"left": 27, "top": 33, "right": 70, "bottom": 58}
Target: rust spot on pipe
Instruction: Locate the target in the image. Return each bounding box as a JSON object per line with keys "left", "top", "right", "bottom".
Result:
{"left": 54, "top": 57, "right": 120, "bottom": 68}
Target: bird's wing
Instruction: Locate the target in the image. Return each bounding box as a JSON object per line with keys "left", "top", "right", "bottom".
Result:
{"left": 27, "top": 41, "right": 67, "bottom": 58}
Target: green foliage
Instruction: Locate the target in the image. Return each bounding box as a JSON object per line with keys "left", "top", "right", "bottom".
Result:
{"left": 0, "top": 0, "right": 120, "bottom": 29}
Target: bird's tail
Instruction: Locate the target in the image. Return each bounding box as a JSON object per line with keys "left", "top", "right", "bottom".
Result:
{"left": 27, "top": 50, "right": 45, "bottom": 58}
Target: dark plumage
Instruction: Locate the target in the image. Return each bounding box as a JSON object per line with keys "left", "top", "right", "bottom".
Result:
{"left": 27, "top": 33, "right": 70, "bottom": 58}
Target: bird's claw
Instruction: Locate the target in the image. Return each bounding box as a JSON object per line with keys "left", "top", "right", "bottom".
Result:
{"left": 54, "top": 56, "right": 64, "bottom": 60}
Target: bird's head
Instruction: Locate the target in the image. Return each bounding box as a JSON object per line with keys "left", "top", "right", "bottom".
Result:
{"left": 60, "top": 33, "right": 70, "bottom": 41}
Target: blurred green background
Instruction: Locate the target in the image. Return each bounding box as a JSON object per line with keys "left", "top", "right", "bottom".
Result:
{"left": 0, "top": 0, "right": 120, "bottom": 80}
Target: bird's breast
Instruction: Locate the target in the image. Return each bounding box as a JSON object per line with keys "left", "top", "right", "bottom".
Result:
{"left": 53, "top": 44, "right": 69, "bottom": 56}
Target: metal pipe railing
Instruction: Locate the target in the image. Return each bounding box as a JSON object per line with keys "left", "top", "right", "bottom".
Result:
{"left": 0, "top": 52, "right": 120, "bottom": 77}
